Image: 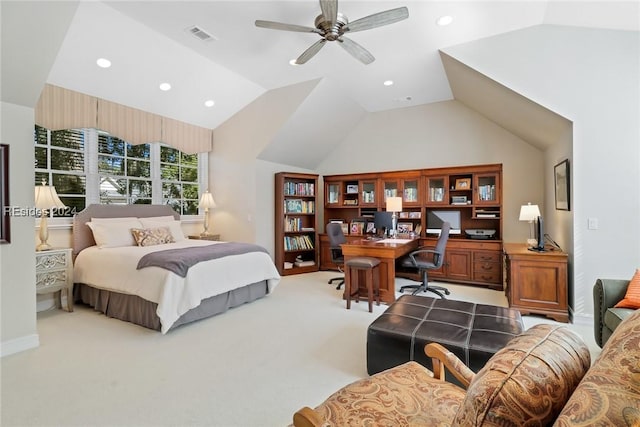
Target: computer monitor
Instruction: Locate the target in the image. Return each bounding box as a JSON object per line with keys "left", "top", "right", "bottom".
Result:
{"left": 427, "top": 210, "right": 461, "bottom": 234}
{"left": 528, "top": 216, "right": 546, "bottom": 252}
{"left": 373, "top": 211, "right": 393, "bottom": 237}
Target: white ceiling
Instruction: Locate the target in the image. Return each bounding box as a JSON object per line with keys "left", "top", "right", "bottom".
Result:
{"left": 3, "top": 1, "right": 638, "bottom": 133}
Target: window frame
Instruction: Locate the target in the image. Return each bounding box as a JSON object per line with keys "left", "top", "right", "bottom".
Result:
{"left": 34, "top": 126, "right": 209, "bottom": 226}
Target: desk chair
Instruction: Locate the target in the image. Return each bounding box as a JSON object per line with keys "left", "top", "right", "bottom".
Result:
{"left": 326, "top": 223, "right": 346, "bottom": 290}
{"left": 399, "top": 222, "right": 451, "bottom": 299}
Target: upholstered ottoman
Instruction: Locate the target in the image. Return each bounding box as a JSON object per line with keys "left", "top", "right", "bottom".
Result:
{"left": 367, "top": 295, "right": 524, "bottom": 384}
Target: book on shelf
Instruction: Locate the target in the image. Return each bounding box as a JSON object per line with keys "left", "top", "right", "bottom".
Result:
{"left": 476, "top": 213, "right": 498, "bottom": 218}
{"left": 284, "top": 262, "right": 293, "bottom": 270}
{"left": 294, "top": 260, "right": 316, "bottom": 267}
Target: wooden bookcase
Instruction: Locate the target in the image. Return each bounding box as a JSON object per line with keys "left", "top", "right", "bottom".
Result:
{"left": 275, "top": 172, "right": 319, "bottom": 276}
{"left": 321, "top": 164, "right": 503, "bottom": 289}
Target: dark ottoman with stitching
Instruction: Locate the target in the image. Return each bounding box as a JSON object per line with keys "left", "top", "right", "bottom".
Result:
{"left": 367, "top": 295, "right": 524, "bottom": 385}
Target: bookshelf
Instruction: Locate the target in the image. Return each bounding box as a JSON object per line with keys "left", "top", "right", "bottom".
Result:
{"left": 275, "top": 172, "right": 319, "bottom": 275}
{"left": 320, "top": 164, "right": 503, "bottom": 289}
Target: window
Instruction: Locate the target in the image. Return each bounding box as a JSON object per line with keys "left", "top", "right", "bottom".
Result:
{"left": 34, "top": 127, "right": 86, "bottom": 217}
{"left": 98, "top": 133, "right": 152, "bottom": 205}
{"left": 161, "top": 146, "right": 199, "bottom": 215}
{"left": 34, "top": 125, "right": 206, "bottom": 217}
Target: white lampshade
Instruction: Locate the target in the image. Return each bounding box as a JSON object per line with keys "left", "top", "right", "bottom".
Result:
{"left": 34, "top": 182, "right": 65, "bottom": 210}
{"left": 385, "top": 196, "right": 403, "bottom": 212}
{"left": 519, "top": 203, "right": 540, "bottom": 222}
{"left": 198, "top": 191, "right": 216, "bottom": 209}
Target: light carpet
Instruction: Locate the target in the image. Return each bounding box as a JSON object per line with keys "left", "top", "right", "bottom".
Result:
{"left": 1, "top": 272, "right": 599, "bottom": 427}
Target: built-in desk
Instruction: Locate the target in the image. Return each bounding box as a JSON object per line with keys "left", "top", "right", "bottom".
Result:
{"left": 341, "top": 238, "right": 419, "bottom": 304}
{"left": 503, "top": 243, "right": 568, "bottom": 322}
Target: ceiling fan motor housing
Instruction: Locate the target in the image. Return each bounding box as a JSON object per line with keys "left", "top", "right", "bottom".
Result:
{"left": 314, "top": 13, "right": 348, "bottom": 41}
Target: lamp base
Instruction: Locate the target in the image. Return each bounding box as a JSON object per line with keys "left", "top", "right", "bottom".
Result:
{"left": 200, "top": 231, "right": 211, "bottom": 237}
{"left": 36, "top": 242, "right": 53, "bottom": 251}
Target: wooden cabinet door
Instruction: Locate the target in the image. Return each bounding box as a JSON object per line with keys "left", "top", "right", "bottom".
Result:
{"left": 401, "top": 177, "right": 421, "bottom": 206}
{"left": 325, "top": 181, "right": 341, "bottom": 207}
{"left": 424, "top": 175, "right": 448, "bottom": 205}
{"left": 445, "top": 250, "right": 472, "bottom": 281}
{"left": 474, "top": 172, "right": 500, "bottom": 205}
{"left": 359, "top": 179, "right": 377, "bottom": 207}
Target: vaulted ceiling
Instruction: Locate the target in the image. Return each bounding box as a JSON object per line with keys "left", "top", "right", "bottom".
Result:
{"left": 2, "top": 1, "right": 637, "bottom": 163}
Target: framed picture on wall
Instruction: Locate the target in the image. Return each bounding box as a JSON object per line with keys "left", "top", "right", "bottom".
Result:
{"left": 0, "top": 144, "right": 10, "bottom": 244}
{"left": 554, "top": 159, "right": 570, "bottom": 211}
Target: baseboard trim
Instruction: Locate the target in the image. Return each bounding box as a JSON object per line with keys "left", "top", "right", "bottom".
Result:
{"left": 570, "top": 311, "right": 593, "bottom": 326}
{"left": 1, "top": 334, "right": 39, "bottom": 357}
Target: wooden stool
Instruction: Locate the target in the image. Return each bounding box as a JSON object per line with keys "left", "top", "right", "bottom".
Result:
{"left": 345, "top": 257, "right": 381, "bottom": 312}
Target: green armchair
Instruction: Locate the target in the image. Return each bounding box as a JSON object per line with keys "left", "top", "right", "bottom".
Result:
{"left": 593, "top": 278, "right": 635, "bottom": 348}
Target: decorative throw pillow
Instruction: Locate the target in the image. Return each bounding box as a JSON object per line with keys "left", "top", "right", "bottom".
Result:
{"left": 139, "top": 219, "right": 186, "bottom": 241}
{"left": 614, "top": 269, "right": 640, "bottom": 309}
{"left": 131, "top": 227, "right": 175, "bottom": 247}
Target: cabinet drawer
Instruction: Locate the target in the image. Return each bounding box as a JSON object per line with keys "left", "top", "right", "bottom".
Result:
{"left": 36, "top": 270, "right": 68, "bottom": 293}
{"left": 473, "top": 269, "right": 501, "bottom": 284}
{"left": 36, "top": 252, "right": 70, "bottom": 271}
{"left": 473, "top": 251, "right": 500, "bottom": 263}
{"left": 474, "top": 261, "right": 500, "bottom": 273}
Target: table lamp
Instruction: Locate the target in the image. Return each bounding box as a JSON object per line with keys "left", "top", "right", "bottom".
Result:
{"left": 198, "top": 190, "right": 216, "bottom": 237}
{"left": 519, "top": 202, "right": 541, "bottom": 247}
{"left": 34, "top": 180, "right": 66, "bottom": 251}
{"left": 385, "top": 196, "right": 403, "bottom": 238}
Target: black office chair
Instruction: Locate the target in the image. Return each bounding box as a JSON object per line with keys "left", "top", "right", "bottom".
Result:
{"left": 326, "top": 223, "right": 346, "bottom": 290}
{"left": 399, "top": 222, "right": 451, "bottom": 299}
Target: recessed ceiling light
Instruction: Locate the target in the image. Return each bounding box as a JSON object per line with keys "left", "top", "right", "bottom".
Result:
{"left": 204, "top": 100, "right": 215, "bottom": 107}
{"left": 96, "top": 58, "right": 111, "bottom": 68}
{"left": 436, "top": 15, "right": 453, "bottom": 26}
{"left": 159, "top": 82, "right": 172, "bottom": 91}
{"left": 383, "top": 80, "right": 394, "bottom": 86}
{"left": 289, "top": 59, "right": 298, "bottom": 66}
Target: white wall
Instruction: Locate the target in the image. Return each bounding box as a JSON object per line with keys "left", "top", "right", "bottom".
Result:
{"left": 316, "top": 100, "right": 545, "bottom": 243}
{"left": 211, "top": 80, "right": 319, "bottom": 251}
{"left": 442, "top": 25, "right": 640, "bottom": 321}
{"left": 0, "top": 102, "right": 39, "bottom": 356}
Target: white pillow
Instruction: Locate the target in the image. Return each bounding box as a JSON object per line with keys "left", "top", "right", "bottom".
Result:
{"left": 139, "top": 219, "right": 185, "bottom": 241}
{"left": 87, "top": 219, "right": 143, "bottom": 248}
{"left": 140, "top": 215, "right": 176, "bottom": 222}
{"left": 91, "top": 216, "right": 138, "bottom": 223}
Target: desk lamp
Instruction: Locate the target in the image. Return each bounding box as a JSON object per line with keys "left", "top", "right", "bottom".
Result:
{"left": 34, "top": 180, "right": 66, "bottom": 251}
{"left": 386, "top": 196, "right": 403, "bottom": 238}
{"left": 519, "top": 202, "right": 541, "bottom": 247}
{"left": 198, "top": 190, "right": 216, "bottom": 237}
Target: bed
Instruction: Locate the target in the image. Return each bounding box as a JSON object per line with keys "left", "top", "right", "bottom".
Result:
{"left": 72, "top": 204, "right": 281, "bottom": 333}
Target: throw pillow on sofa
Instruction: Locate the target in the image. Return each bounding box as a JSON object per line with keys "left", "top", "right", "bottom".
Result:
{"left": 614, "top": 269, "right": 640, "bottom": 309}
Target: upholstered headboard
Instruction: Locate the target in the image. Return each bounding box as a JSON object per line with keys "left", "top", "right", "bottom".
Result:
{"left": 72, "top": 204, "right": 179, "bottom": 258}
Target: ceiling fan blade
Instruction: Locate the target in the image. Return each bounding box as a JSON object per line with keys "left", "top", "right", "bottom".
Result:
{"left": 343, "top": 7, "right": 409, "bottom": 33}
{"left": 296, "top": 39, "right": 327, "bottom": 64}
{"left": 255, "top": 20, "right": 322, "bottom": 34}
{"left": 319, "top": 0, "right": 338, "bottom": 23}
{"left": 338, "top": 37, "right": 375, "bottom": 65}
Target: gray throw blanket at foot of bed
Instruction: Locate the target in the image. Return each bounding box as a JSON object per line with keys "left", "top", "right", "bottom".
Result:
{"left": 137, "top": 242, "right": 268, "bottom": 277}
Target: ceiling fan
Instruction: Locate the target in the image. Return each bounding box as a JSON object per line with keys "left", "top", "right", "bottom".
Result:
{"left": 255, "top": 0, "right": 409, "bottom": 65}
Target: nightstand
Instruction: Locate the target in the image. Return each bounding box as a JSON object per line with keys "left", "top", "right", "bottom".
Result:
{"left": 35, "top": 248, "right": 73, "bottom": 312}
{"left": 188, "top": 234, "right": 220, "bottom": 241}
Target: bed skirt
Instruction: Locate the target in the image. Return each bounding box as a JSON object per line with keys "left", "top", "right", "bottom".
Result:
{"left": 74, "top": 281, "right": 269, "bottom": 332}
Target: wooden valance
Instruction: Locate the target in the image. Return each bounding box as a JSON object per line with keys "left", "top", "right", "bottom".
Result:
{"left": 35, "top": 84, "right": 213, "bottom": 153}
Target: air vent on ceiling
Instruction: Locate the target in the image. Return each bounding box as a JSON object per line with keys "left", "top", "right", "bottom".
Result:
{"left": 187, "top": 25, "right": 216, "bottom": 42}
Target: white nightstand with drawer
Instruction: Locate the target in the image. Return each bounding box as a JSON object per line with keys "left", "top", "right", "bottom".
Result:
{"left": 35, "top": 248, "right": 73, "bottom": 312}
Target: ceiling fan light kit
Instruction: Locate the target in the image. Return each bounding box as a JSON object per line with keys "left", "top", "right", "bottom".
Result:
{"left": 255, "top": 0, "right": 408, "bottom": 65}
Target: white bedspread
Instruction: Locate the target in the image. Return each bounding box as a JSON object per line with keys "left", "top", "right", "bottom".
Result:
{"left": 74, "top": 240, "right": 281, "bottom": 333}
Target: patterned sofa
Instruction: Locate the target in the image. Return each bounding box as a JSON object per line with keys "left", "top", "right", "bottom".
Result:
{"left": 293, "top": 309, "right": 640, "bottom": 426}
